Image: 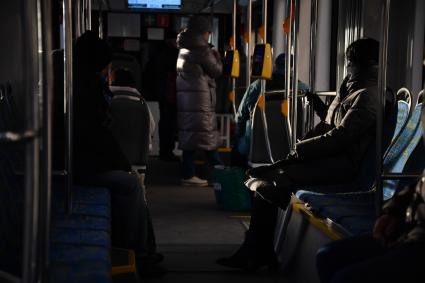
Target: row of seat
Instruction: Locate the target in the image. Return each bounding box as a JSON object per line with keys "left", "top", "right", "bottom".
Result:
{"left": 273, "top": 88, "right": 424, "bottom": 282}
{"left": 0, "top": 80, "right": 114, "bottom": 282}
{"left": 295, "top": 88, "right": 424, "bottom": 236}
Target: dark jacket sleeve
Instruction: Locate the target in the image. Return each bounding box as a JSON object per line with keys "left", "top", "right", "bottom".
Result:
{"left": 296, "top": 88, "right": 376, "bottom": 159}
{"left": 306, "top": 92, "right": 328, "bottom": 120}
{"left": 200, "top": 48, "right": 222, "bottom": 79}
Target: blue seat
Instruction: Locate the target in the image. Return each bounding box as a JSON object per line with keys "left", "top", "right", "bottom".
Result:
{"left": 296, "top": 91, "right": 424, "bottom": 235}
{"left": 53, "top": 185, "right": 110, "bottom": 205}
{"left": 52, "top": 202, "right": 110, "bottom": 218}
{"left": 389, "top": 88, "right": 412, "bottom": 143}
{"left": 52, "top": 214, "right": 110, "bottom": 231}
{"left": 50, "top": 184, "right": 112, "bottom": 283}
{"left": 50, "top": 228, "right": 110, "bottom": 247}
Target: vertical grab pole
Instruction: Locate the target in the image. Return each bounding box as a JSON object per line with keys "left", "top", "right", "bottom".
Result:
{"left": 308, "top": 0, "right": 318, "bottom": 132}
{"left": 260, "top": 0, "right": 274, "bottom": 163}
{"left": 246, "top": 0, "right": 252, "bottom": 87}
{"left": 376, "top": 0, "right": 390, "bottom": 215}
{"left": 64, "top": 0, "right": 73, "bottom": 215}
{"left": 87, "top": 0, "right": 92, "bottom": 30}
{"left": 290, "top": 0, "right": 300, "bottom": 154}
{"left": 38, "top": 0, "right": 53, "bottom": 280}
{"left": 231, "top": 0, "right": 237, "bottom": 115}
{"left": 21, "top": 0, "right": 40, "bottom": 282}
{"left": 98, "top": 0, "right": 104, "bottom": 39}
{"left": 285, "top": 0, "right": 293, "bottom": 148}
{"left": 74, "top": 0, "right": 81, "bottom": 37}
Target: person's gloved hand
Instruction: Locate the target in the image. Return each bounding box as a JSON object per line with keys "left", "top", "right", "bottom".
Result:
{"left": 305, "top": 91, "right": 315, "bottom": 103}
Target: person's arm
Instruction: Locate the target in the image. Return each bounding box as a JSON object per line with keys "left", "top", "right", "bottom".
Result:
{"left": 200, "top": 48, "right": 223, "bottom": 79}
{"left": 305, "top": 91, "right": 329, "bottom": 121}
{"left": 296, "top": 88, "right": 377, "bottom": 160}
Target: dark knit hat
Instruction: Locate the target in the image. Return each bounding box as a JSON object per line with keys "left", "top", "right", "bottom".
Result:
{"left": 346, "top": 38, "right": 379, "bottom": 66}
{"left": 187, "top": 16, "right": 212, "bottom": 33}
{"left": 75, "top": 31, "right": 112, "bottom": 73}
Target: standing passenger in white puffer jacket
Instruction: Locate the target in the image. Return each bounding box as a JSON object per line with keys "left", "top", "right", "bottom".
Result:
{"left": 176, "top": 15, "right": 223, "bottom": 186}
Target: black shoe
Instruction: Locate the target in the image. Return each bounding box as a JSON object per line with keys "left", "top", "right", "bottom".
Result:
{"left": 216, "top": 246, "right": 278, "bottom": 271}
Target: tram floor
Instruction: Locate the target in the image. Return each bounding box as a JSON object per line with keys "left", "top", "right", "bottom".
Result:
{"left": 142, "top": 158, "right": 284, "bottom": 282}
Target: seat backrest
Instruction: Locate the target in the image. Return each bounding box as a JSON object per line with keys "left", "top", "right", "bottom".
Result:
{"left": 111, "top": 53, "right": 142, "bottom": 91}
{"left": 383, "top": 90, "right": 424, "bottom": 199}
{"left": 109, "top": 91, "right": 150, "bottom": 167}
{"left": 390, "top": 88, "right": 412, "bottom": 143}
{"left": 249, "top": 93, "right": 291, "bottom": 164}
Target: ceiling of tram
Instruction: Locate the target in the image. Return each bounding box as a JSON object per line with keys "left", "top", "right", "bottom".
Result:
{"left": 92, "top": 0, "right": 234, "bottom": 14}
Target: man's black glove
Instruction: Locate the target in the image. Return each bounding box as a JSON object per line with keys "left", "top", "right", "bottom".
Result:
{"left": 305, "top": 91, "right": 315, "bottom": 103}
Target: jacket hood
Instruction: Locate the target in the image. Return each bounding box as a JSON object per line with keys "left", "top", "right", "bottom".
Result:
{"left": 177, "top": 29, "right": 209, "bottom": 49}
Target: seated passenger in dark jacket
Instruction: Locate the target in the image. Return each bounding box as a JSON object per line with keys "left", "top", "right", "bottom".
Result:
{"left": 73, "top": 31, "right": 161, "bottom": 269}
{"left": 217, "top": 38, "right": 380, "bottom": 270}
{"left": 316, "top": 102, "right": 425, "bottom": 283}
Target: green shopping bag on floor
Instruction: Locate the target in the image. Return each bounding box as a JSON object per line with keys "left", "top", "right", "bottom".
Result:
{"left": 212, "top": 166, "right": 252, "bottom": 211}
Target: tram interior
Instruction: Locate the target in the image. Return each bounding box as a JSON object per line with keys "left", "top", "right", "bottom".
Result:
{"left": 0, "top": 0, "right": 425, "bottom": 282}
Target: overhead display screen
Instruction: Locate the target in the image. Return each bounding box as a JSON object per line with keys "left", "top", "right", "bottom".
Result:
{"left": 127, "top": 0, "right": 182, "bottom": 10}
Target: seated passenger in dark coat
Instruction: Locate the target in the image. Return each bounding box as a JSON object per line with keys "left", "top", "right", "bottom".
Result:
{"left": 217, "top": 38, "right": 381, "bottom": 270}
{"left": 316, "top": 101, "right": 425, "bottom": 283}
{"left": 73, "top": 31, "right": 159, "bottom": 266}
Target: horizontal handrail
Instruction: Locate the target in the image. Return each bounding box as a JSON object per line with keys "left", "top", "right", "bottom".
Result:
{"left": 315, "top": 91, "right": 337, "bottom": 97}
{"left": 0, "top": 130, "right": 38, "bottom": 143}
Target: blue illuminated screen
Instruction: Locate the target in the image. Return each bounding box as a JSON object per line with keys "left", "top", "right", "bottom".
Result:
{"left": 127, "top": 0, "right": 182, "bottom": 9}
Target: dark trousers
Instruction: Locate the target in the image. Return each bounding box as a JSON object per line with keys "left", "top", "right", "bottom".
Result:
{"left": 245, "top": 154, "right": 356, "bottom": 253}
{"left": 159, "top": 102, "right": 177, "bottom": 157}
{"left": 316, "top": 235, "right": 425, "bottom": 283}
{"left": 182, "top": 150, "right": 222, "bottom": 179}
{"left": 77, "top": 171, "right": 156, "bottom": 255}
